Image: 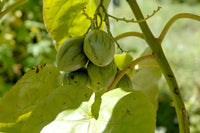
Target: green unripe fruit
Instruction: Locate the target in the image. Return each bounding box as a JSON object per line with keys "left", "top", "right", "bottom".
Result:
{"left": 116, "top": 73, "right": 133, "bottom": 89}
{"left": 56, "top": 37, "right": 88, "bottom": 72}
{"left": 62, "top": 69, "right": 90, "bottom": 87}
{"left": 87, "top": 60, "right": 117, "bottom": 92}
{"left": 114, "top": 53, "right": 133, "bottom": 70}
{"left": 84, "top": 30, "right": 115, "bottom": 67}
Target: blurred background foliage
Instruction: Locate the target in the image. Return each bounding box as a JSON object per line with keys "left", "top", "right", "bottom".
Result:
{"left": 0, "top": 0, "right": 200, "bottom": 132}
{"left": 0, "top": 0, "right": 56, "bottom": 96}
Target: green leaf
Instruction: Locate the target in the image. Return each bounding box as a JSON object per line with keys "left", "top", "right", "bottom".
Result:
{"left": 43, "top": 0, "right": 97, "bottom": 49}
{"left": 130, "top": 48, "right": 162, "bottom": 110}
{"left": 101, "top": 89, "right": 156, "bottom": 133}
{"left": 90, "top": 90, "right": 105, "bottom": 119}
{"left": 0, "top": 113, "right": 29, "bottom": 133}
{"left": 41, "top": 88, "right": 156, "bottom": 133}
{"left": 0, "top": 64, "right": 60, "bottom": 123}
{"left": 21, "top": 85, "right": 93, "bottom": 133}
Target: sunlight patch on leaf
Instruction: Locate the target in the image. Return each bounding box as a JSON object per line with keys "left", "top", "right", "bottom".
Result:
{"left": 41, "top": 88, "right": 156, "bottom": 133}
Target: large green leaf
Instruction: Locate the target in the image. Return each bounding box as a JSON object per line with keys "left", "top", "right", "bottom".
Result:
{"left": 0, "top": 64, "right": 60, "bottom": 123}
{"left": 101, "top": 89, "right": 156, "bottom": 133}
{"left": 21, "top": 85, "right": 93, "bottom": 133}
{"left": 131, "top": 48, "right": 162, "bottom": 110}
{"left": 43, "top": 0, "right": 97, "bottom": 49}
{"left": 41, "top": 88, "right": 156, "bottom": 133}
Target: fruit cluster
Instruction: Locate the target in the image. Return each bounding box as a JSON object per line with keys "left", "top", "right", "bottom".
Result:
{"left": 56, "top": 30, "right": 132, "bottom": 92}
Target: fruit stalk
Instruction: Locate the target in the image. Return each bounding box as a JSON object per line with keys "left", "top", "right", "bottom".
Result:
{"left": 126, "top": 0, "right": 190, "bottom": 132}
{"left": 114, "top": 32, "right": 144, "bottom": 41}
{"left": 107, "top": 55, "right": 154, "bottom": 91}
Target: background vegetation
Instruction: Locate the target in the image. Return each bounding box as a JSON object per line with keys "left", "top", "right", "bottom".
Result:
{"left": 0, "top": 0, "right": 200, "bottom": 132}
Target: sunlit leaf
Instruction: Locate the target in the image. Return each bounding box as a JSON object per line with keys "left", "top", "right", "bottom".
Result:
{"left": 43, "top": 0, "right": 97, "bottom": 49}
{"left": 42, "top": 88, "right": 156, "bottom": 133}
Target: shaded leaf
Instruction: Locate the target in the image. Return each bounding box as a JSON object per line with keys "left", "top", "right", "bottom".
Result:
{"left": 130, "top": 48, "right": 162, "bottom": 110}
{"left": 101, "top": 89, "right": 156, "bottom": 133}
{"left": 90, "top": 90, "right": 105, "bottom": 119}
{"left": 21, "top": 85, "right": 93, "bottom": 133}
{"left": 0, "top": 64, "right": 60, "bottom": 123}
{"left": 0, "top": 113, "right": 30, "bottom": 133}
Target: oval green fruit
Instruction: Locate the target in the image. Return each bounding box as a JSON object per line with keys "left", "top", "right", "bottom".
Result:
{"left": 62, "top": 69, "right": 90, "bottom": 87}
{"left": 87, "top": 60, "right": 117, "bottom": 92}
{"left": 56, "top": 37, "right": 88, "bottom": 72}
{"left": 114, "top": 53, "right": 133, "bottom": 70}
{"left": 84, "top": 30, "right": 115, "bottom": 67}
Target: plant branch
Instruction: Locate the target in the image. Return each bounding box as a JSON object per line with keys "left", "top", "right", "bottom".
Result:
{"left": 107, "top": 54, "right": 155, "bottom": 91}
{"left": 126, "top": 0, "right": 190, "bottom": 132}
{"left": 108, "top": 6, "right": 161, "bottom": 23}
{"left": 101, "top": 5, "right": 124, "bottom": 52}
{"left": 158, "top": 13, "right": 200, "bottom": 43}
{"left": 114, "top": 32, "right": 144, "bottom": 41}
{"left": 0, "top": 0, "right": 28, "bottom": 19}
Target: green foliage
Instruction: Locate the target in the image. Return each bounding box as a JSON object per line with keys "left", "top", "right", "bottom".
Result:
{"left": 0, "top": 0, "right": 56, "bottom": 97}
{"left": 41, "top": 88, "right": 156, "bottom": 133}
{"left": 102, "top": 89, "right": 156, "bottom": 133}
{"left": 0, "top": 64, "right": 60, "bottom": 131}
{"left": 157, "top": 0, "right": 200, "bottom": 4}
{"left": 1, "top": 0, "right": 199, "bottom": 132}
{"left": 21, "top": 85, "right": 92, "bottom": 133}
{"left": 0, "top": 64, "right": 59, "bottom": 122}
{"left": 130, "top": 48, "right": 162, "bottom": 110}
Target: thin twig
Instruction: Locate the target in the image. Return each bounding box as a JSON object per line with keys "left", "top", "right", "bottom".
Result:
{"left": 108, "top": 6, "right": 161, "bottom": 23}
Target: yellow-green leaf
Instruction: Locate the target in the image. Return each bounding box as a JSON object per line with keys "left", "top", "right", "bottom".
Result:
{"left": 43, "top": 0, "right": 97, "bottom": 50}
